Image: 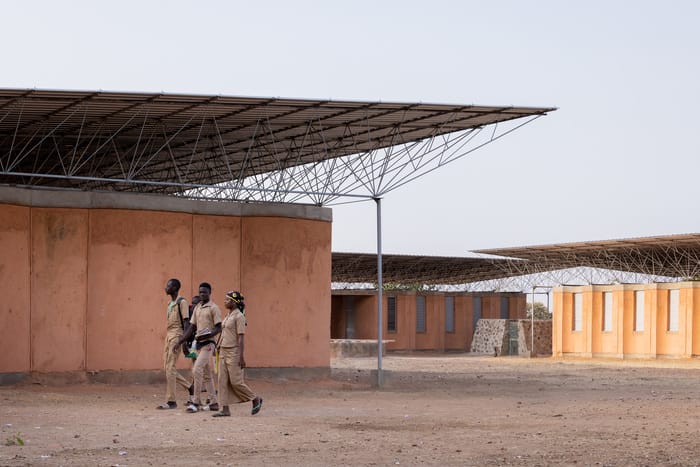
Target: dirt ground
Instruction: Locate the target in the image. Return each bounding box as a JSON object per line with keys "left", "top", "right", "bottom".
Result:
{"left": 2, "top": 354, "right": 700, "bottom": 466}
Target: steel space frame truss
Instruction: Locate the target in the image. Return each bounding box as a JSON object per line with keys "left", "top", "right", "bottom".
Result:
{"left": 0, "top": 101, "right": 544, "bottom": 206}
{"left": 451, "top": 267, "right": 679, "bottom": 293}
{"left": 185, "top": 124, "right": 511, "bottom": 206}
{"left": 492, "top": 243, "right": 700, "bottom": 282}
{"left": 456, "top": 240, "right": 700, "bottom": 291}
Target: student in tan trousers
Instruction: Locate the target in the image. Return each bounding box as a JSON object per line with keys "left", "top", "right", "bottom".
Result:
{"left": 185, "top": 295, "right": 213, "bottom": 400}
{"left": 175, "top": 282, "right": 221, "bottom": 413}
{"left": 212, "top": 290, "right": 262, "bottom": 417}
{"left": 157, "top": 278, "right": 194, "bottom": 409}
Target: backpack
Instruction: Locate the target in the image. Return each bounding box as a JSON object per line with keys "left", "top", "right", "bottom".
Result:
{"left": 174, "top": 298, "right": 195, "bottom": 356}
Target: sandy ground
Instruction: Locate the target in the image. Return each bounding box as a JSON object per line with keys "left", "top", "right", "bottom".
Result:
{"left": 2, "top": 353, "right": 700, "bottom": 466}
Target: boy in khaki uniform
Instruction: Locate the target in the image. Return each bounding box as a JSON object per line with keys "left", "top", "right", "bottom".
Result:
{"left": 157, "top": 278, "right": 193, "bottom": 409}
{"left": 212, "top": 290, "right": 262, "bottom": 417}
{"left": 175, "top": 282, "right": 221, "bottom": 412}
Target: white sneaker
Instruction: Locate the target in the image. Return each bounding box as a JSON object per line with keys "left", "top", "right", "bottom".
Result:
{"left": 186, "top": 404, "right": 198, "bottom": 413}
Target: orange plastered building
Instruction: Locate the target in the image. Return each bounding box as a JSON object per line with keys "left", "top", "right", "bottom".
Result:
{"left": 552, "top": 282, "right": 700, "bottom": 358}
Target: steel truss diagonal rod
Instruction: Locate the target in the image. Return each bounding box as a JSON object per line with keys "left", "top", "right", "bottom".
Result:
{"left": 196, "top": 115, "right": 544, "bottom": 205}
{"left": 0, "top": 170, "right": 372, "bottom": 201}
{"left": 0, "top": 93, "right": 546, "bottom": 206}
{"left": 478, "top": 242, "right": 700, "bottom": 285}
{"left": 447, "top": 267, "right": 679, "bottom": 293}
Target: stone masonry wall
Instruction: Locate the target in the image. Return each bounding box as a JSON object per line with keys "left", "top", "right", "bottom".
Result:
{"left": 470, "top": 319, "right": 508, "bottom": 355}
{"left": 518, "top": 320, "right": 553, "bottom": 357}
{"left": 470, "top": 319, "right": 552, "bottom": 356}
{"left": 330, "top": 339, "right": 391, "bottom": 358}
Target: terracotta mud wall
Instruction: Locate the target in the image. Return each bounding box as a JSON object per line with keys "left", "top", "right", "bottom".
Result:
{"left": 331, "top": 291, "right": 527, "bottom": 352}
{"left": 517, "top": 320, "right": 553, "bottom": 357}
{"left": 0, "top": 186, "right": 331, "bottom": 377}
{"left": 0, "top": 204, "right": 31, "bottom": 373}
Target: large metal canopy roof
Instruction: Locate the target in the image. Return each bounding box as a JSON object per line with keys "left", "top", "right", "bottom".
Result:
{"left": 332, "top": 252, "right": 522, "bottom": 285}
{"left": 474, "top": 233, "right": 700, "bottom": 280}
{"left": 332, "top": 234, "right": 700, "bottom": 286}
{"left": 0, "top": 88, "right": 554, "bottom": 205}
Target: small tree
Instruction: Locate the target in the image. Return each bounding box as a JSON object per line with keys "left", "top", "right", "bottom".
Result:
{"left": 526, "top": 302, "right": 551, "bottom": 320}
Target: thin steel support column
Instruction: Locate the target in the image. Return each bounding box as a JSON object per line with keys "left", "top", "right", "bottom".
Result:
{"left": 375, "top": 197, "right": 384, "bottom": 387}
{"left": 530, "top": 288, "right": 535, "bottom": 358}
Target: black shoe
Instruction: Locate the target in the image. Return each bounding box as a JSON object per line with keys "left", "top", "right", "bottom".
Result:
{"left": 251, "top": 397, "right": 263, "bottom": 415}
{"left": 156, "top": 401, "right": 177, "bottom": 410}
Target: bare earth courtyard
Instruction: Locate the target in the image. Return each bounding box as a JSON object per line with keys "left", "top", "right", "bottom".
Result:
{"left": 2, "top": 354, "right": 700, "bottom": 466}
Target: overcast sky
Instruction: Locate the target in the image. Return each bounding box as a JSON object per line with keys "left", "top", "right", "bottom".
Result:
{"left": 3, "top": 1, "right": 699, "bottom": 255}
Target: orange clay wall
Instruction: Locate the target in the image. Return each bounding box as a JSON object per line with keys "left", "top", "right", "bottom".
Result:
{"left": 1, "top": 204, "right": 31, "bottom": 372}
{"left": 0, "top": 187, "right": 331, "bottom": 375}
{"left": 330, "top": 295, "right": 345, "bottom": 339}
{"left": 388, "top": 293, "right": 417, "bottom": 349}
{"left": 330, "top": 291, "right": 526, "bottom": 352}
{"left": 553, "top": 282, "right": 700, "bottom": 359}
{"left": 240, "top": 216, "right": 331, "bottom": 367}
{"left": 444, "top": 295, "right": 474, "bottom": 351}
{"left": 352, "top": 295, "right": 379, "bottom": 339}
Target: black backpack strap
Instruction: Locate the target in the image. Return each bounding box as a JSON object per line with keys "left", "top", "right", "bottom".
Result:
{"left": 176, "top": 297, "right": 186, "bottom": 330}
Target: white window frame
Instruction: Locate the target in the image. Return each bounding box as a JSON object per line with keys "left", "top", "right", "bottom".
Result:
{"left": 634, "top": 290, "right": 645, "bottom": 332}
{"left": 602, "top": 292, "right": 613, "bottom": 332}
{"left": 573, "top": 293, "right": 583, "bottom": 332}
{"left": 668, "top": 289, "right": 680, "bottom": 332}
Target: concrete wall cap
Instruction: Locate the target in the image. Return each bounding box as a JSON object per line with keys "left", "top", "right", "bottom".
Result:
{"left": 0, "top": 185, "right": 331, "bottom": 222}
